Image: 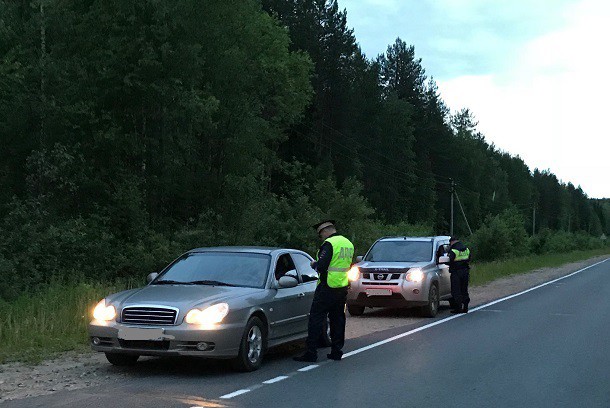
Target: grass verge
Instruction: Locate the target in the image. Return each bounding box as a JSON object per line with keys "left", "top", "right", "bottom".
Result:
{"left": 0, "top": 281, "right": 132, "bottom": 364}
{"left": 1, "top": 248, "right": 609, "bottom": 364}
{"left": 470, "top": 248, "right": 610, "bottom": 286}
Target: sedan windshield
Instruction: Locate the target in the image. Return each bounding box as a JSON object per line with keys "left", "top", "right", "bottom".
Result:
{"left": 154, "top": 252, "right": 271, "bottom": 288}
{"left": 365, "top": 241, "right": 433, "bottom": 262}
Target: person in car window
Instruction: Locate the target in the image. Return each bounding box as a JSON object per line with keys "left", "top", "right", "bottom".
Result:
{"left": 294, "top": 220, "right": 354, "bottom": 362}
{"left": 447, "top": 236, "right": 471, "bottom": 313}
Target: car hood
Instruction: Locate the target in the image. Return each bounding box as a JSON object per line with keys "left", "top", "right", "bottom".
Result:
{"left": 107, "top": 284, "right": 263, "bottom": 311}
{"left": 356, "top": 261, "right": 431, "bottom": 270}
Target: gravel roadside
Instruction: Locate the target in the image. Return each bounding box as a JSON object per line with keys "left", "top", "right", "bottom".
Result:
{"left": 1, "top": 255, "right": 607, "bottom": 404}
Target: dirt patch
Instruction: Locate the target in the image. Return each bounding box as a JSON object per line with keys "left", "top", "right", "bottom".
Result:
{"left": 1, "top": 255, "right": 607, "bottom": 404}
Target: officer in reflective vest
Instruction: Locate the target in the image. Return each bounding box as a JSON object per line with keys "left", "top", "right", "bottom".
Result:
{"left": 294, "top": 220, "right": 354, "bottom": 362}
{"left": 448, "top": 236, "right": 471, "bottom": 314}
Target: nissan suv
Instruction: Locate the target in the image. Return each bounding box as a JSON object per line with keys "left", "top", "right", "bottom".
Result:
{"left": 347, "top": 236, "right": 452, "bottom": 317}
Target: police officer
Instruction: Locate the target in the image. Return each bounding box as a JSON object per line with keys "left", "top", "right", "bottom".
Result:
{"left": 448, "top": 236, "right": 471, "bottom": 313}
{"left": 294, "top": 220, "right": 354, "bottom": 362}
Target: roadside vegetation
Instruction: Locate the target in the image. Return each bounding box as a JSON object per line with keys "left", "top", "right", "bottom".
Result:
{"left": 0, "top": 281, "right": 134, "bottom": 364}
{"left": 470, "top": 248, "right": 609, "bottom": 287}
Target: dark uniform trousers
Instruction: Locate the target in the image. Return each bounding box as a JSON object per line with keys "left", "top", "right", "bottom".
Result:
{"left": 306, "top": 284, "right": 348, "bottom": 355}
{"left": 450, "top": 268, "right": 470, "bottom": 309}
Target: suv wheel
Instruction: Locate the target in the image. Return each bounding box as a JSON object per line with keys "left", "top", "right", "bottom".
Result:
{"left": 347, "top": 304, "right": 365, "bottom": 316}
{"left": 420, "top": 284, "right": 439, "bottom": 318}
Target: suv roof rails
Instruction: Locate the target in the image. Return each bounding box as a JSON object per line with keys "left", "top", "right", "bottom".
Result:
{"left": 377, "top": 236, "right": 436, "bottom": 240}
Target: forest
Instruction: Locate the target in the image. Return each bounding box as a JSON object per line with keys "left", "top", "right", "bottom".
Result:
{"left": 1, "top": 0, "right": 608, "bottom": 300}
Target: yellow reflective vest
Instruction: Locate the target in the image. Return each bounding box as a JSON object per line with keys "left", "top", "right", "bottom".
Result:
{"left": 317, "top": 235, "right": 354, "bottom": 288}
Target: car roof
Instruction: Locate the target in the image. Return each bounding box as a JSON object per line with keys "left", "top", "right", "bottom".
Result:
{"left": 187, "top": 246, "right": 299, "bottom": 255}
{"left": 377, "top": 235, "right": 451, "bottom": 242}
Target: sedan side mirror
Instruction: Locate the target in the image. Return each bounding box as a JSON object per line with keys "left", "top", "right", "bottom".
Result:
{"left": 356, "top": 256, "right": 363, "bottom": 262}
{"left": 278, "top": 275, "right": 299, "bottom": 288}
{"left": 147, "top": 272, "right": 159, "bottom": 284}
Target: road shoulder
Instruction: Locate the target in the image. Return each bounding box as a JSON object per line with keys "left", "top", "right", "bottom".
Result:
{"left": 1, "top": 254, "right": 608, "bottom": 404}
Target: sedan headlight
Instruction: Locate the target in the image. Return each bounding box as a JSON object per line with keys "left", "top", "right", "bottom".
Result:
{"left": 185, "top": 303, "right": 229, "bottom": 325}
{"left": 348, "top": 266, "right": 360, "bottom": 282}
{"left": 405, "top": 268, "right": 425, "bottom": 283}
{"left": 93, "top": 299, "right": 116, "bottom": 321}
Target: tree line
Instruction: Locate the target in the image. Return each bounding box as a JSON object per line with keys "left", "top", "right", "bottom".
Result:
{"left": 0, "top": 0, "right": 607, "bottom": 300}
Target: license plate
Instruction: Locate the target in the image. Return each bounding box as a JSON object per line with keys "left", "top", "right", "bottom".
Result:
{"left": 366, "top": 289, "right": 392, "bottom": 296}
{"left": 118, "top": 327, "right": 164, "bottom": 341}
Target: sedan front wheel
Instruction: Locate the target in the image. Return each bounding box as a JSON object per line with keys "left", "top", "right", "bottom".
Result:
{"left": 232, "top": 316, "right": 266, "bottom": 372}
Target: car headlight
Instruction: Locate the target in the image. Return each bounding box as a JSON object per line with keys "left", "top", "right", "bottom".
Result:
{"left": 185, "top": 303, "right": 229, "bottom": 325}
{"left": 406, "top": 268, "right": 424, "bottom": 282}
{"left": 348, "top": 266, "right": 360, "bottom": 282}
{"left": 93, "top": 299, "right": 116, "bottom": 321}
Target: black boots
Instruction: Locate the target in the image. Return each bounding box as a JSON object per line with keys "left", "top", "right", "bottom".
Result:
{"left": 327, "top": 350, "right": 343, "bottom": 361}
{"left": 451, "top": 304, "right": 468, "bottom": 314}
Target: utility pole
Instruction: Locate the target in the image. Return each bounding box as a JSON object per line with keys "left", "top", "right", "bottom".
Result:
{"left": 450, "top": 178, "right": 455, "bottom": 237}
{"left": 532, "top": 206, "right": 536, "bottom": 236}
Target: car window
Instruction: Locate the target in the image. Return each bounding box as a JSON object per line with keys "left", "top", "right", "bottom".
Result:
{"left": 435, "top": 243, "right": 450, "bottom": 263}
{"left": 275, "top": 253, "right": 298, "bottom": 282}
{"left": 155, "top": 252, "right": 270, "bottom": 288}
{"left": 365, "top": 240, "right": 433, "bottom": 262}
{"left": 292, "top": 253, "right": 318, "bottom": 283}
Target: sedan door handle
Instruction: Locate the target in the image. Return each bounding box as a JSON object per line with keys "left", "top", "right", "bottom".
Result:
{"left": 297, "top": 293, "right": 305, "bottom": 298}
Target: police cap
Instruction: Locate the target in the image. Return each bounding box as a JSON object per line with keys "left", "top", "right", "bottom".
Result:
{"left": 312, "top": 220, "right": 336, "bottom": 234}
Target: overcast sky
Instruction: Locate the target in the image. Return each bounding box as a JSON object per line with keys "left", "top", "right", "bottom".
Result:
{"left": 341, "top": 0, "right": 609, "bottom": 199}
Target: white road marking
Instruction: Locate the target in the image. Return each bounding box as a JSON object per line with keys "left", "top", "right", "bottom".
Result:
{"left": 297, "top": 364, "right": 319, "bottom": 372}
{"left": 478, "top": 309, "right": 503, "bottom": 312}
{"left": 343, "top": 257, "right": 608, "bottom": 358}
{"left": 263, "top": 376, "right": 289, "bottom": 384}
{"left": 219, "top": 389, "right": 251, "bottom": 399}
{"left": 218, "top": 258, "right": 608, "bottom": 399}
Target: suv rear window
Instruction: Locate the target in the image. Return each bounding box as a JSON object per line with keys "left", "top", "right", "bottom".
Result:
{"left": 364, "top": 241, "right": 433, "bottom": 262}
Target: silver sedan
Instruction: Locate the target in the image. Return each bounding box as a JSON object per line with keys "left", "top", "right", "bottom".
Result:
{"left": 89, "top": 247, "right": 328, "bottom": 371}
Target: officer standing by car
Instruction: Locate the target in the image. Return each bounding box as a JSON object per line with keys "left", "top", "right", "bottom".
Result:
{"left": 294, "top": 220, "right": 354, "bottom": 362}
{"left": 448, "top": 236, "right": 471, "bottom": 313}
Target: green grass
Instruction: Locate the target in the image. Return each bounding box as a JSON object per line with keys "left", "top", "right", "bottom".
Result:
{"left": 1, "top": 248, "right": 609, "bottom": 364}
{"left": 0, "top": 281, "right": 132, "bottom": 364}
{"left": 470, "top": 248, "right": 610, "bottom": 286}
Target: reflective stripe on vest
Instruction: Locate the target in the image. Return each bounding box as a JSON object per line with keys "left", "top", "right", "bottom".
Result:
{"left": 316, "top": 235, "right": 354, "bottom": 288}
{"left": 451, "top": 248, "right": 470, "bottom": 261}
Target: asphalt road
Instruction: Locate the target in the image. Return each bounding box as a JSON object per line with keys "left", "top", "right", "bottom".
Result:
{"left": 2, "top": 259, "right": 608, "bottom": 408}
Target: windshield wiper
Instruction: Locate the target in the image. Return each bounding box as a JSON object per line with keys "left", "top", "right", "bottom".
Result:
{"left": 188, "top": 280, "right": 237, "bottom": 287}
{"left": 152, "top": 280, "right": 195, "bottom": 285}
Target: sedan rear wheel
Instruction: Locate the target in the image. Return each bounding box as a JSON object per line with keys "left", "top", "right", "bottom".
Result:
{"left": 318, "top": 315, "right": 332, "bottom": 347}
{"left": 232, "top": 316, "right": 266, "bottom": 372}
{"left": 420, "top": 284, "right": 439, "bottom": 318}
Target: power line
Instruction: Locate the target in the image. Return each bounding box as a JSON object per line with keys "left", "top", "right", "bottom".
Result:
{"left": 454, "top": 189, "right": 473, "bottom": 236}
